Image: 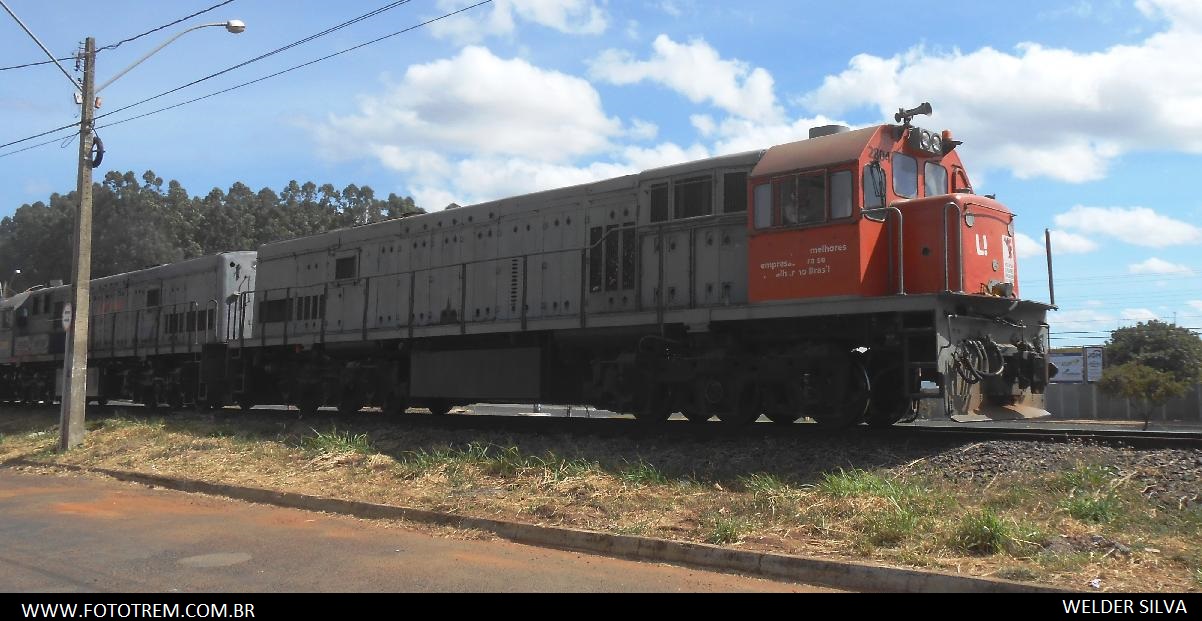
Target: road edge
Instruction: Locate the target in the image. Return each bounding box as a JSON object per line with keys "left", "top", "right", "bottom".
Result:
{"left": 11, "top": 459, "right": 1065, "bottom": 593}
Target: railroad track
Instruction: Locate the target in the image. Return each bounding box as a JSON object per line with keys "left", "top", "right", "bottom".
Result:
{"left": 22, "top": 402, "right": 1196, "bottom": 451}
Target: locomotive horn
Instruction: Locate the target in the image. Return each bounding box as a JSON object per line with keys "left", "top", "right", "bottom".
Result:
{"left": 894, "top": 102, "right": 933, "bottom": 124}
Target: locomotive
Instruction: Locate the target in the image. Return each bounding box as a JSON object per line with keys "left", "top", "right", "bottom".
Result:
{"left": 0, "top": 104, "right": 1052, "bottom": 426}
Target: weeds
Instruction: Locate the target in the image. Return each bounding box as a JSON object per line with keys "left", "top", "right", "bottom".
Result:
{"left": 705, "top": 513, "right": 748, "bottom": 544}
{"left": 1063, "top": 493, "right": 1120, "bottom": 524}
{"left": 739, "top": 473, "right": 797, "bottom": 518}
{"left": 300, "top": 427, "right": 372, "bottom": 455}
{"left": 953, "top": 509, "right": 1014, "bottom": 555}
{"left": 818, "top": 469, "right": 919, "bottom": 501}
{"left": 862, "top": 503, "right": 922, "bottom": 548}
{"left": 618, "top": 460, "right": 668, "bottom": 486}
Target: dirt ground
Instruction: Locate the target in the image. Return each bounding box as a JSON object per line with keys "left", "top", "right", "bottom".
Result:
{"left": 1, "top": 405, "right": 1199, "bottom": 592}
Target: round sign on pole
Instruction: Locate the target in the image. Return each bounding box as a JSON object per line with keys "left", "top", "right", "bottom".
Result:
{"left": 62, "top": 302, "right": 72, "bottom": 330}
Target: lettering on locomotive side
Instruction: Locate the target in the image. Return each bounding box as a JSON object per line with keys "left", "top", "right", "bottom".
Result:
{"left": 809, "top": 243, "right": 848, "bottom": 254}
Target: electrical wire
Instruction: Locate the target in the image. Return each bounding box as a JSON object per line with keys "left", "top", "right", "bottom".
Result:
{"left": 93, "top": 0, "right": 419, "bottom": 123}
{"left": 1, "top": 1, "right": 235, "bottom": 71}
{"left": 0, "top": 0, "right": 492, "bottom": 159}
{"left": 0, "top": 0, "right": 79, "bottom": 89}
{"left": 95, "top": 1, "right": 490, "bottom": 132}
{"left": 97, "top": 0, "right": 235, "bottom": 52}
{"left": 0, "top": 55, "right": 75, "bottom": 72}
{"left": 0, "top": 0, "right": 427, "bottom": 152}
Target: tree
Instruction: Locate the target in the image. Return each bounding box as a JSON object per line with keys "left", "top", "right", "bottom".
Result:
{"left": 1098, "top": 320, "right": 1202, "bottom": 429}
{"left": 1, "top": 170, "right": 423, "bottom": 284}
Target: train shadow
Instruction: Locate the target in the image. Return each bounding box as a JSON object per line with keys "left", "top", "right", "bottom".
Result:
{"left": 2, "top": 403, "right": 962, "bottom": 487}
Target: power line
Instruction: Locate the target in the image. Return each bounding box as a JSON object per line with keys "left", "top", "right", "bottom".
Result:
{"left": 0, "top": 1, "right": 236, "bottom": 71}
{"left": 93, "top": 0, "right": 418, "bottom": 123}
{"left": 97, "top": 0, "right": 235, "bottom": 52}
{"left": 0, "top": 55, "right": 75, "bottom": 72}
{"left": 0, "top": 0, "right": 80, "bottom": 90}
{"left": 0, "top": 0, "right": 493, "bottom": 159}
{"left": 0, "top": 0, "right": 419, "bottom": 151}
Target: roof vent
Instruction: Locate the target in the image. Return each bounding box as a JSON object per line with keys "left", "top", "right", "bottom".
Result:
{"left": 809, "top": 125, "right": 849, "bottom": 139}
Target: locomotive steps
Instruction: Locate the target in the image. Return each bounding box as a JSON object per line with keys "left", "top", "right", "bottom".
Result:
{"left": 2, "top": 405, "right": 1199, "bottom": 592}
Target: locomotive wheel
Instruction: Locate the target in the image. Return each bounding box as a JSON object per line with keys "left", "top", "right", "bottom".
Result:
{"left": 763, "top": 409, "right": 800, "bottom": 425}
{"left": 427, "top": 400, "right": 453, "bottom": 416}
{"left": 337, "top": 396, "right": 364, "bottom": 416}
{"left": 866, "top": 366, "right": 918, "bottom": 428}
{"left": 142, "top": 387, "right": 164, "bottom": 410}
{"left": 811, "top": 360, "right": 870, "bottom": 428}
{"left": 681, "top": 408, "right": 711, "bottom": 423}
{"left": 382, "top": 390, "right": 409, "bottom": 416}
{"left": 168, "top": 390, "right": 185, "bottom": 412}
{"left": 297, "top": 389, "right": 322, "bottom": 418}
{"left": 237, "top": 396, "right": 256, "bottom": 411}
{"left": 635, "top": 384, "right": 673, "bottom": 424}
{"left": 719, "top": 382, "right": 761, "bottom": 426}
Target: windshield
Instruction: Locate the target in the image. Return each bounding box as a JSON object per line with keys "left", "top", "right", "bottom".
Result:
{"left": 925, "top": 162, "right": 948, "bottom": 197}
{"left": 893, "top": 153, "right": 917, "bottom": 198}
{"left": 862, "top": 164, "right": 885, "bottom": 208}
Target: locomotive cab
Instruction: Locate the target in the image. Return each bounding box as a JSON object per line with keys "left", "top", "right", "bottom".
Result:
{"left": 746, "top": 105, "right": 1050, "bottom": 423}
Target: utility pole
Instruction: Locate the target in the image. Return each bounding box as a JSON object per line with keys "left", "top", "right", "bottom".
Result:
{"left": 59, "top": 37, "right": 96, "bottom": 452}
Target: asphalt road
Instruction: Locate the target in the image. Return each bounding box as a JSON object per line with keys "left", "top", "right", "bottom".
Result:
{"left": 0, "top": 471, "right": 835, "bottom": 593}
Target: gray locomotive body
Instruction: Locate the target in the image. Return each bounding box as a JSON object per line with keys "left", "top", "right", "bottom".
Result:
{"left": 2, "top": 120, "right": 1053, "bottom": 426}
{"left": 228, "top": 125, "right": 1051, "bottom": 425}
{"left": 0, "top": 252, "right": 256, "bottom": 407}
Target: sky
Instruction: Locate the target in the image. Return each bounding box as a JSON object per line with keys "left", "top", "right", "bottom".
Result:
{"left": 2, "top": 0, "right": 1201, "bottom": 348}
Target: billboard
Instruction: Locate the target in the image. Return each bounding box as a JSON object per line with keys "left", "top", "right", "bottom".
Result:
{"left": 1084, "top": 346, "right": 1105, "bottom": 382}
{"left": 1050, "top": 352, "right": 1084, "bottom": 383}
{"left": 1050, "top": 347, "right": 1105, "bottom": 383}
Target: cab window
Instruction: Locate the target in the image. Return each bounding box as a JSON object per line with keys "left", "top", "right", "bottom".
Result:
{"left": 863, "top": 165, "right": 885, "bottom": 208}
{"left": 925, "top": 162, "right": 948, "bottom": 197}
{"left": 893, "top": 153, "right": 918, "bottom": 198}
{"left": 753, "top": 184, "right": 772, "bottom": 229}
{"left": 830, "top": 170, "right": 853, "bottom": 219}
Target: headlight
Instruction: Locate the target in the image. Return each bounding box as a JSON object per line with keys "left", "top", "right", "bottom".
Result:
{"left": 930, "top": 134, "right": 942, "bottom": 153}
{"left": 920, "top": 130, "right": 932, "bottom": 151}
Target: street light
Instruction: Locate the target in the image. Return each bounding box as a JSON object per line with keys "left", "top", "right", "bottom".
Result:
{"left": 96, "top": 21, "right": 246, "bottom": 94}
{"left": 59, "top": 20, "right": 245, "bottom": 451}
{"left": 1, "top": 268, "right": 20, "bottom": 299}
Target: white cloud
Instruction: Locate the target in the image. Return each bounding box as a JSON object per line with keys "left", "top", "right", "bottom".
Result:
{"left": 316, "top": 47, "right": 621, "bottom": 164}
{"left": 802, "top": 0, "right": 1202, "bottom": 183}
{"left": 1050, "top": 308, "right": 1115, "bottom": 334}
{"left": 313, "top": 47, "right": 714, "bottom": 209}
{"left": 1014, "top": 232, "right": 1044, "bottom": 259}
{"left": 1128, "top": 257, "right": 1194, "bottom": 275}
{"left": 1015, "top": 230, "right": 1097, "bottom": 258}
{"left": 1054, "top": 206, "right": 1202, "bottom": 247}
{"left": 627, "top": 118, "right": 659, "bottom": 141}
{"left": 428, "top": 0, "right": 607, "bottom": 43}
{"left": 1121, "top": 308, "right": 1160, "bottom": 323}
{"left": 1050, "top": 230, "right": 1099, "bottom": 254}
{"left": 590, "top": 35, "right": 783, "bottom": 122}
{"left": 1188, "top": 300, "right": 1202, "bottom": 312}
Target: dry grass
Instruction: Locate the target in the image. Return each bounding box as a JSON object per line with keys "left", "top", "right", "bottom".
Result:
{"left": 1, "top": 405, "right": 1199, "bottom": 592}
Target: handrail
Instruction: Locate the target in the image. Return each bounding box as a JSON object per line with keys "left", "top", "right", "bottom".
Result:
{"left": 942, "top": 201, "right": 963, "bottom": 293}
{"left": 862, "top": 206, "right": 905, "bottom": 295}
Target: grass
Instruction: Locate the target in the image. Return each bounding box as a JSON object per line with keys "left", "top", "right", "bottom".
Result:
{"left": 1, "top": 405, "right": 1199, "bottom": 591}
{"left": 617, "top": 459, "right": 669, "bottom": 486}
{"left": 705, "top": 513, "right": 749, "bottom": 544}
{"left": 300, "top": 426, "right": 373, "bottom": 455}
{"left": 1063, "top": 493, "right": 1121, "bottom": 524}
{"left": 817, "top": 468, "right": 920, "bottom": 501}
{"left": 862, "top": 503, "right": 923, "bottom": 548}
{"left": 953, "top": 509, "right": 1015, "bottom": 555}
